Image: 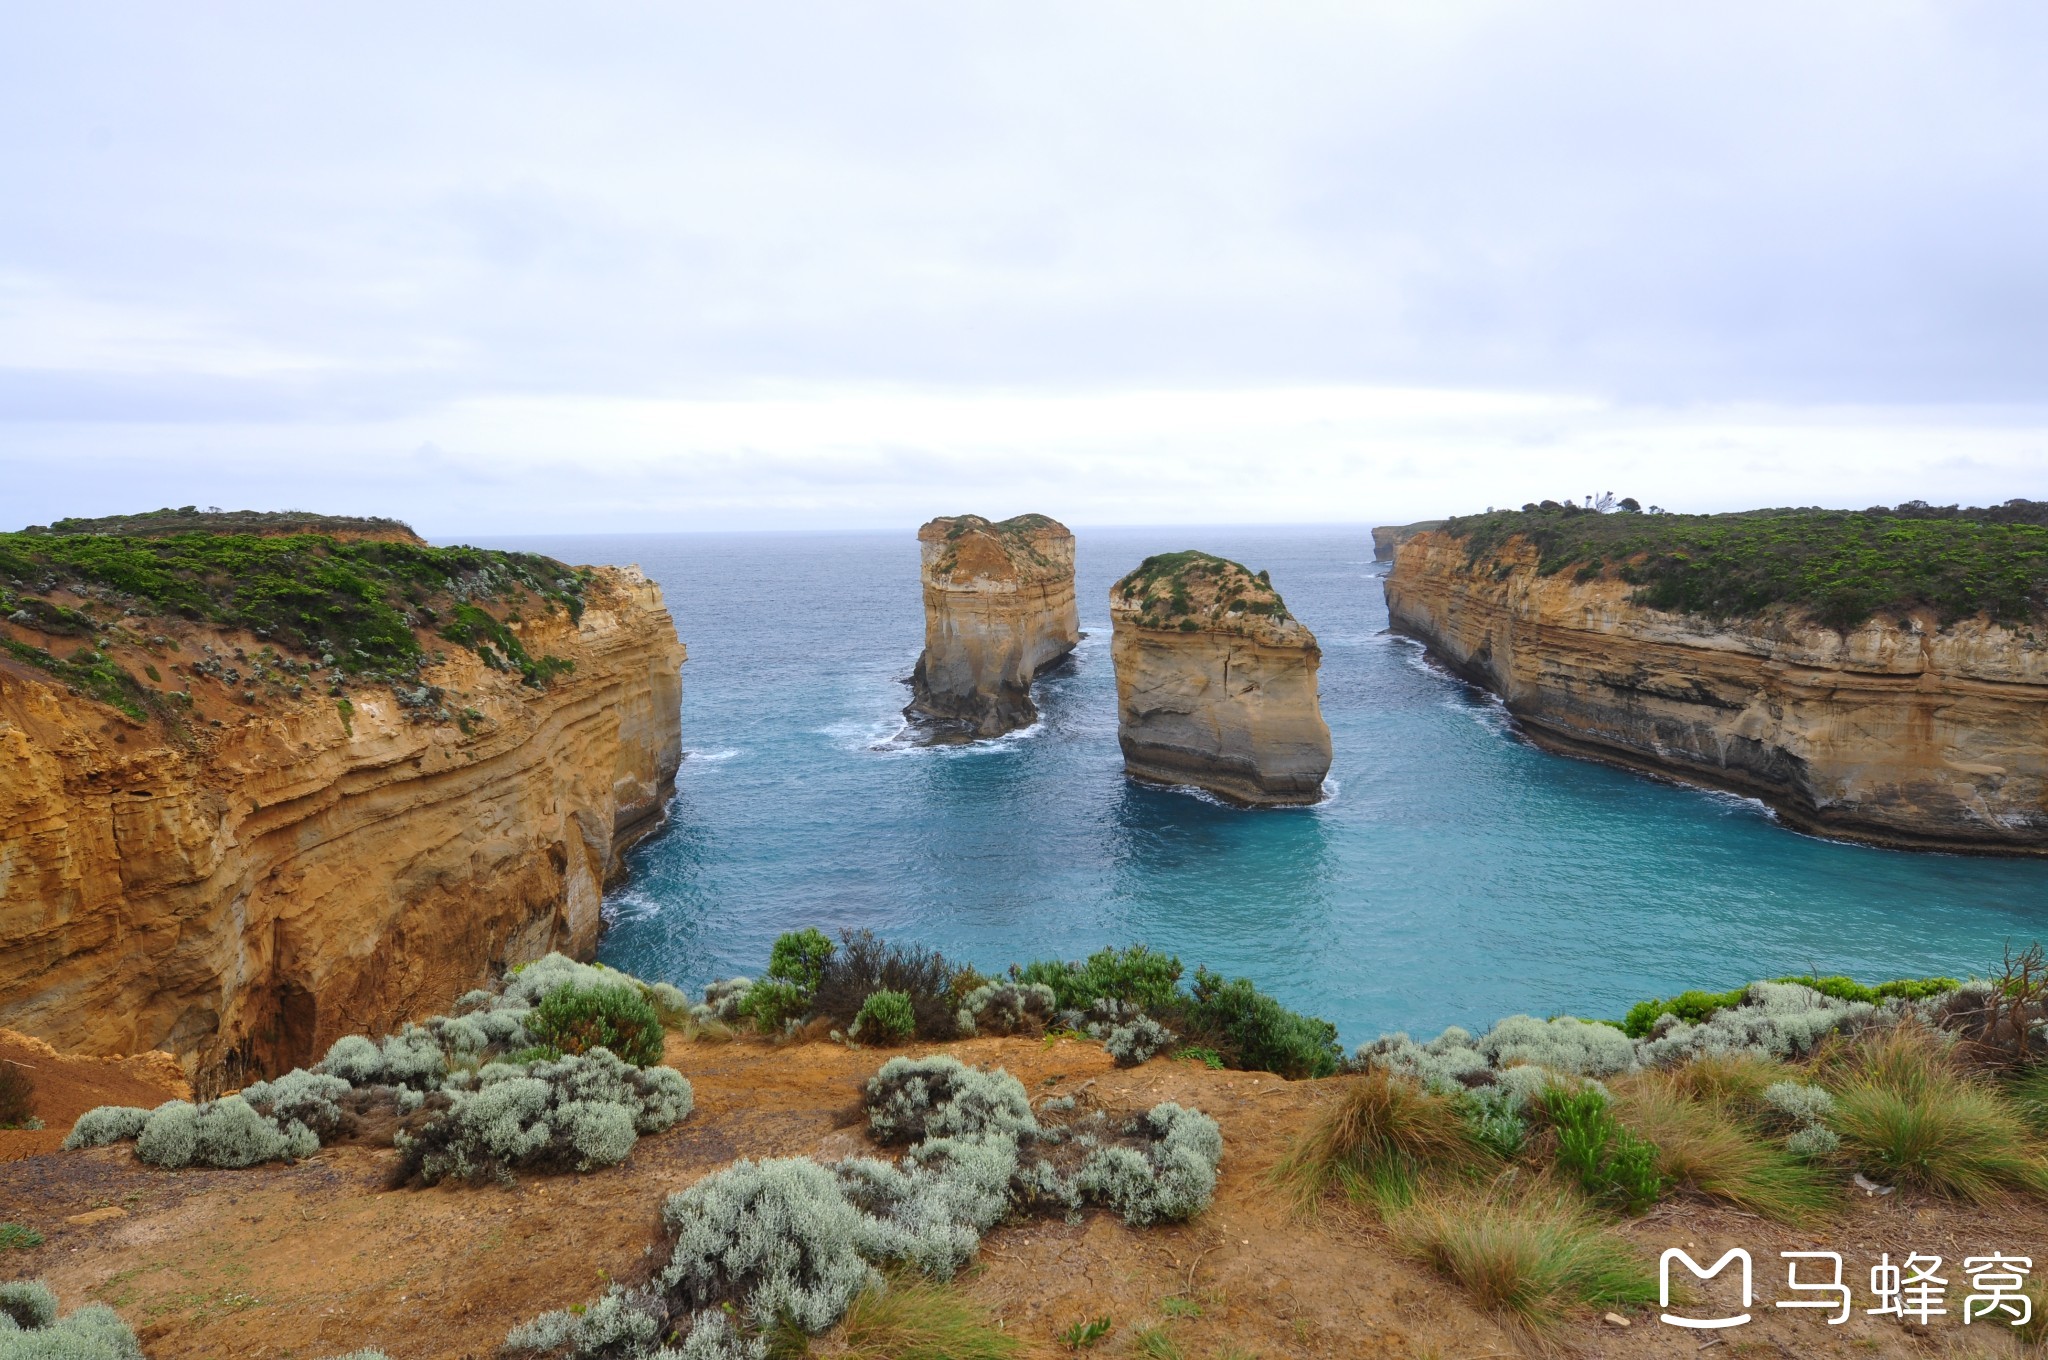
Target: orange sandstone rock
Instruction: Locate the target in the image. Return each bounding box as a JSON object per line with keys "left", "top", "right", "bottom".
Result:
{"left": 904, "top": 514, "right": 1079, "bottom": 740}
{"left": 1385, "top": 528, "right": 2048, "bottom": 853}
{"left": 0, "top": 566, "right": 684, "bottom": 1081}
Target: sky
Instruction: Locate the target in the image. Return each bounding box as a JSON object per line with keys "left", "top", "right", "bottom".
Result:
{"left": 3, "top": 2, "right": 2046, "bottom": 538}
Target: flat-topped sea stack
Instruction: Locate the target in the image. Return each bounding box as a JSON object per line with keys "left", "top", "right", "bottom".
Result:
{"left": 1110, "top": 552, "right": 1332, "bottom": 805}
{"left": 904, "top": 513, "right": 1080, "bottom": 740}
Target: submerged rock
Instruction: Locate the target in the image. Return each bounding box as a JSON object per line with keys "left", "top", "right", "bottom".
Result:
{"left": 904, "top": 514, "right": 1080, "bottom": 740}
{"left": 1109, "top": 552, "right": 1332, "bottom": 806}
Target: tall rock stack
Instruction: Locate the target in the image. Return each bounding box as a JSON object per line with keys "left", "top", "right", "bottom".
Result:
{"left": 1110, "top": 551, "right": 1332, "bottom": 806}
{"left": 904, "top": 514, "right": 1080, "bottom": 740}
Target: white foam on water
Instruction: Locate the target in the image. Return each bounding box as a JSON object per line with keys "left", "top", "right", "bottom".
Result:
{"left": 686, "top": 748, "right": 743, "bottom": 764}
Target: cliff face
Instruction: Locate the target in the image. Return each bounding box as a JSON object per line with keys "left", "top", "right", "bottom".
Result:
{"left": 0, "top": 566, "right": 684, "bottom": 1081}
{"left": 904, "top": 514, "right": 1080, "bottom": 739}
{"left": 1371, "top": 520, "right": 1443, "bottom": 562}
{"left": 1110, "top": 553, "right": 1332, "bottom": 806}
{"left": 1386, "top": 530, "right": 2048, "bottom": 853}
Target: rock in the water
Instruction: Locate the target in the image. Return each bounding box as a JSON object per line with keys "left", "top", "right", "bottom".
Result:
{"left": 1109, "top": 551, "right": 1332, "bottom": 806}
{"left": 904, "top": 514, "right": 1079, "bottom": 740}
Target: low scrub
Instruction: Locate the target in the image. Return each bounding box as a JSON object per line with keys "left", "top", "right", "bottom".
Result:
{"left": 505, "top": 1054, "right": 1224, "bottom": 1359}
{"left": 1821, "top": 1024, "right": 2048, "bottom": 1202}
{"left": 1388, "top": 1183, "right": 1658, "bottom": 1334}
{"left": 63, "top": 952, "right": 693, "bottom": 1183}
{"left": 1622, "top": 973, "right": 1959, "bottom": 1038}
{"left": 0, "top": 1278, "right": 143, "bottom": 1357}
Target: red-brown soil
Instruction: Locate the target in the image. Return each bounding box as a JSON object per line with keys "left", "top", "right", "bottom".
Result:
{"left": 0, "top": 1029, "right": 190, "bottom": 1161}
{"left": 1, "top": 1033, "right": 2040, "bottom": 1359}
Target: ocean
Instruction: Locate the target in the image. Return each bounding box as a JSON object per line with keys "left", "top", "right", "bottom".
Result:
{"left": 474, "top": 526, "right": 2047, "bottom": 1048}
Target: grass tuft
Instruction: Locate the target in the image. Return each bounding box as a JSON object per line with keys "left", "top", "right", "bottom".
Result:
{"left": 1388, "top": 1181, "right": 1657, "bottom": 1332}
{"left": 1823, "top": 1024, "right": 2048, "bottom": 1202}
{"left": 1272, "top": 1070, "right": 1492, "bottom": 1212}
{"left": 1612, "top": 1071, "right": 1836, "bottom": 1223}
{"left": 826, "top": 1279, "right": 1022, "bottom": 1360}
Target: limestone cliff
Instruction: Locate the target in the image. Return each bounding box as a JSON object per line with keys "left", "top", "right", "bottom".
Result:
{"left": 1386, "top": 529, "right": 2048, "bottom": 854}
{"left": 904, "top": 514, "right": 1079, "bottom": 739}
{"left": 0, "top": 541, "right": 684, "bottom": 1082}
{"left": 1372, "top": 520, "right": 1443, "bottom": 562}
{"left": 1110, "top": 552, "right": 1332, "bottom": 806}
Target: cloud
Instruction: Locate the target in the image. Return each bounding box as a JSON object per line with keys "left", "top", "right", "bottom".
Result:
{"left": 1, "top": 3, "right": 2045, "bottom": 530}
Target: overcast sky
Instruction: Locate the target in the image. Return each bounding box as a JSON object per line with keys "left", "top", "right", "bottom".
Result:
{"left": 4, "top": 3, "right": 2045, "bottom": 537}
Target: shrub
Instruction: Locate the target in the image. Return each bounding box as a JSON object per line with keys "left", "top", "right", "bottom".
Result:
{"left": 0, "top": 1281, "right": 57, "bottom": 1330}
{"left": 509, "top": 1055, "right": 1226, "bottom": 1357}
{"left": 1073, "top": 1103, "right": 1221, "bottom": 1225}
{"left": 316, "top": 1034, "right": 387, "bottom": 1085}
{"left": 864, "top": 1057, "right": 1035, "bottom": 1145}
{"left": 767, "top": 927, "right": 836, "bottom": 992}
{"left": 1823, "top": 1024, "right": 2048, "bottom": 1202}
{"left": 1623, "top": 974, "right": 1960, "bottom": 1038}
{"left": 815, "top": 931, "right": 963, "bottom": 1040}
{"left": 1104, "top": 1017, "right": 1176, "bottom": 1068}
{"left": 1389, "top": 1184, "right": 1658, "bottom": 1332}
{"left": 1012, "top": 946, "right": 1183, "bottom": 1014}
{"left": 1273, "top": 1070, "right": 1490, "bottom": 1211}
{"left": 395, "top": 1048, "right": 691, "bottom": 1185}
{"left": 852, "top": 990, "right": 917, "bottom": 1044}
{"left": 62, "top": 1105, "right": 151, "bottom": 1150}
{"left": 693, "top": 977, "right": 754, "bottom": 1026}
{"left": 0, "top": 1279, "right": 142, "bottom": 1358}
{"left": 134, "top": 1096, "right": 315, "bottom": 1169}
{"left": 1612, "top": 1073, "right": 1834, "bottom": 1223}
{"left": 737, "top": 979, "right": 809, "bottom": 1034}
{"left": 1760, "top": 1080, "right": 1835, "bottom": 1126}
{"left": 1179, "top": 968, "right": 1340, "bottom": 1079}
{"left": 831, "top": 1279, "right": 1022, "bottom": 1360}
{"left": 1541, "top": 1086, "right": 1665, "bottom": 1215}
{"left": 1635, "top": 982, "right": 1879, "bottom": 1066}
{"left": 0, "top": 1064, "right": 34, "bottom": 1129}
{"left": 955, "top": 982, "right": 1056, "bottom": 1038}
{"left": 528, "top": 981, "right": 666, "bottom": 1067}
{"left": 240, "top": 1069, "right": 356, "bottom": 1141}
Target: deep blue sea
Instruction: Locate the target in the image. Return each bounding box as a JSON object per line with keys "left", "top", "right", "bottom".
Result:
{"left": 475, "top": 526, "right": 2046, "bottom": 1048}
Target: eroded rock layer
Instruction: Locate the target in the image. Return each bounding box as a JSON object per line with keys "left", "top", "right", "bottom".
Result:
{"left": 1386, "top": 529, "right": 2048, "bottom": 853}
{"left": 1110, "top": 552, "right": 1332, "bottom": 806}
{"left": 0, "top": 568, "right": 684, "bottom": 1080}
{"left": 905, "top": 514, "right": 1079, "bottom": 739}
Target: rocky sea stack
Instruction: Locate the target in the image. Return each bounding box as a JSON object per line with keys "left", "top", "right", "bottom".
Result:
{"left": 904, "top": 513, "right": 1080, "bottom": 740}
{"left": 1110, "top": 551, "right": 1332, "bottom": 806}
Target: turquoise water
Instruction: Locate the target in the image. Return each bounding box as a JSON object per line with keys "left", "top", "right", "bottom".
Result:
{"left": 478, "top": 527, "right": 2046, "bottom": 1048}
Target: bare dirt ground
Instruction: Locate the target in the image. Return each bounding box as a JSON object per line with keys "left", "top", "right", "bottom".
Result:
{"left": 1, "top": 1032, "right": 2041, "bottom": 1359}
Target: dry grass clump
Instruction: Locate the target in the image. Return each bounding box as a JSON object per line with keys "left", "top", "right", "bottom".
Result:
{"left": 1821, "top": 1023, "right": 2048, "bottom": 1202}
{"left": 1387, "top": 1181, "right": 1657, "bottom": 1334}
{"left": 1655, "top": 1052, "right": 1792, "bottom": 1110}
{"left": 820, "top": 1279, "right": 1024, "bottom": 1360}
{"left": 1272, "top": 1070, "right": 1492, "bottom": 1211}
{"left": 0, "top": 1062, "right": 35, "bottom": 1129}
{"left": 1610, "top": 1070, "right": 1835, "bottom": 1223}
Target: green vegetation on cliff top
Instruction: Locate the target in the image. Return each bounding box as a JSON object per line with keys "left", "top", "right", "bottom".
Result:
{"left": 1114, "top": 550, "right": 1291, "bottom": 630}
{"left": 1437, "top": 499, "right": 2048, "bottom": 629}
{"left": 927, "top": 512, "right": 1069, "bottom": 577}
{"left": 28, "top": 506, "right": 420, "bottom": 540}
{"left": 0, "top": 519, "right": 587, "bottom": 714}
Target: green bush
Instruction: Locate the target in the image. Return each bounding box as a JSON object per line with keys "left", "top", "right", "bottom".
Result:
{"left": 852, "top": 990, "right": 916, "bottom": 1043}
{"left": 527, "top": 981, "right": 665, "bottom": 1067}
{"left": 1621, "top": 973, "right": 1960, "bottom": 1037}
{"left": 1438, "top": 502, "right": 2048, "bottom": 628}
{"left": 1177, "top": 967, "right": 1341, "bottom": 1079}
{"left": 767, "top": 927, "right": 836, "bottom": 992}
{"left": 1542, "top": 1086, "right": 1666, "bottom": 1214}
{"left": 1012, "top": 945, "right": 1183, "bottom": 1014}
{"left": 738, "top": 978, "right": 810, "bottom": 1033}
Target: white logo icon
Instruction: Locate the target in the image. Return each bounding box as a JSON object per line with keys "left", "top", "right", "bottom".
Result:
{"left": 1661, "top": 1248, "right": 1753, "bottom": 1329}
